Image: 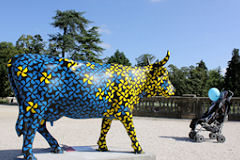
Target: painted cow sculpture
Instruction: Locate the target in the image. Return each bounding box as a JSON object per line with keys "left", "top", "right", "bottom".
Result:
{"left": 7, "top": 51, "right": 175, "bottom": 160}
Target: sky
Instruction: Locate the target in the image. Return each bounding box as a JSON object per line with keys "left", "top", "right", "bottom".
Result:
{"left": 1, "top": 0, "right": 240, "bottom": 72}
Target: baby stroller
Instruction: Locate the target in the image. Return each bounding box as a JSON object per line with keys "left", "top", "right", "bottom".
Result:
{"left": 189, "top": 90, "right": 233, "bottom": 143}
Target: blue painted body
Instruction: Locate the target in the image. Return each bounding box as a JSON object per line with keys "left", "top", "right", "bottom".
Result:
{"left": 7, "top": 52, "right": 175, "bottom": 160}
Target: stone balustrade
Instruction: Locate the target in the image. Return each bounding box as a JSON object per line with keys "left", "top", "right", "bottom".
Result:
{"left": 134, "top": 96, "right": 240, "bottom": 121}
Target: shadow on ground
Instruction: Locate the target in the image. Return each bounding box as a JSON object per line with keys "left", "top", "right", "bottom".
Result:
{"left": 159, "top": 136, "right": 193, "bottom": 142}
{"left": 0, "top": 145, "right": 133, "bottom": 160}
{"left": 0, "top": 148, "right": 50, "bottom": 160}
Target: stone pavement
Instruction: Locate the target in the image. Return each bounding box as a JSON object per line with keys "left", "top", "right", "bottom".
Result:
{"left": 16, "top": 146, "right": 155, "bottom": 160}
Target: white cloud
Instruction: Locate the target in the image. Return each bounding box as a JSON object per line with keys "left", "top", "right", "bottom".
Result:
{"left": 100, "top": 42, "right": 111, "bottom": 49}
{"left": 97, "top": 25, "right": 111, "bottom": 35}
{"left": 150, "top": 0, "right": 167, "bottom": 3}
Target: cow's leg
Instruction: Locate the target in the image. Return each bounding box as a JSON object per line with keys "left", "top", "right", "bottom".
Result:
{"left": 97, "top": 117, "right": 113, "bottom": 151}
{"left": 37, "top": 121, "right": 63, "bottom": 153}
{"left": 22, "top": 124, "right": 38, "bottom": 160}
{"left": 22, "top": 100, "right": 48, "bottom": 160}
{"left": 115, "top": 112, "right": 143, "bottom": 154}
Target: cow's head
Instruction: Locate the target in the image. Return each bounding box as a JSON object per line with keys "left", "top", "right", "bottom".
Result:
{"left": 144, "top": 51, "right": 175, "bottom": 97}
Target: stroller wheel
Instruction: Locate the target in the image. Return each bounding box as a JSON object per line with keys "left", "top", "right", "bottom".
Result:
{"left": 195, "top": 134, "right": 204, "bottom": 143}
{"left": 209, "top": 133, "right": 217, "bottom": 140}
{"left": 189, "top": 131, "right": 196, "bottom": 139}
{"left": 217, "top": 135, "right": 225, "bottom": 143}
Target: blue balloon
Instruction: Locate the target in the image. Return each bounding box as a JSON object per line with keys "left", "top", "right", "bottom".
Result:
{"left": 208, "top": 88, "right": 220, "bottom": 102}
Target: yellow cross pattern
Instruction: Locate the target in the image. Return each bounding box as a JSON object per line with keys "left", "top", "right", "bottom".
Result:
{"left": 17, "top": 66, "right": 28, "bottom": 77}
{"left": 26, "top": 102, "right": 38, "bottom": 114}
{"left": 83, "top": 74, "right": 93, "bottom": 84}
{"left": 40, "top": 72, "right": 52, "bottom": 84}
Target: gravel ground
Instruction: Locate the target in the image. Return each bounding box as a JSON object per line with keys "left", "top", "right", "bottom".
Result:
{"left": 0, "top": 104, "right": 240, "bottom": 160}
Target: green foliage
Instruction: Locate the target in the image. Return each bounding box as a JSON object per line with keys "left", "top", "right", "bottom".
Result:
{"left": 168, "top": 61, "right": 224, "bottom": 97}
{"left": 224, "top": 48, "right": 240, "bottom": 96}
{"left": 187, "top": 60, "right": 208, "bottom": 96}
{"left": 71, "top": 26, "right": 104, "bottom": 62}
{"left": 46, "top": 43, "right": 60, "bottom": 57}
{"left": 136, "top": 54, "right": 156, "bottom": 67}
{"left": 206, "top": 68, "right": 224, "bottom": 90}
{"left": 0, "top": 42, "right": 19, "bottom": 97}
{"left": 16, "top": 34, "right": 46, "bottom": 54}
{"left": 106, "top": 50, "right": 131, "bottom": 66}
{"left": 168, "top": 64, "right": 189, "bottom": 96}
{"left": 49, "top": 10, "right": 104, "bottom": 62}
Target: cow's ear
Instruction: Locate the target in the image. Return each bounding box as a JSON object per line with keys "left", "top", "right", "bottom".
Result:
{"left": 150, "top": 51, "right": 170, "bottom": 70}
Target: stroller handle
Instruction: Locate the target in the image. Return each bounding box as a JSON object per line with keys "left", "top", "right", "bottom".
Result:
{"left": 227, "top": 90, "right": 234, "bottom": 101}
{"left": 228, "top": 90, "right": 234, "bottom": 97}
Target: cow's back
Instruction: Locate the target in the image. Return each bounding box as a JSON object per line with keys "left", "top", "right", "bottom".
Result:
{"left": 8, "top": 54, "right": 124, "bottom": 122}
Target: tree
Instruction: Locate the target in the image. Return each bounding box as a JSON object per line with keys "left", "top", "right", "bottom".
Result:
{"left": 49, "top": 10, "right": 104, "bottom": 62}
{"left": 168, "top": 64, "right": 190, "bottom": 96}
{"left": 206, "top": 68, "right": 224, "bottom": 91}
{"left": 106, "top": 50, "right": 131, "bottom": 66}
{"left": 0, "top": 42, "right": 19, "bottom": 97}
{"left": 168, "top": 60, "right": 228, "bottom": 97}
{"left": 46, "top": 43, "right": 60, "bottom": 57}
{"left": 224, "top": 48, "right": 240, "bottom": 96}
{"left": 16, "top": 34, "right": 46, "bottom": 54}
{"left": 71, "top": 26, "right": 104, "bottom": 62}
{"left": 135, "top": 54, "right": 155, "bottom": 67}
{"left": 187, "top": 60, "right": 208, "bottom": 96}
{"left": 196, "top": 60, "right": 208, "bottom": 96}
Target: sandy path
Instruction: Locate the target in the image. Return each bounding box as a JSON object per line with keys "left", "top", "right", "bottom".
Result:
{"left": 0, "top": 104, "right": 239, "bottom": 160}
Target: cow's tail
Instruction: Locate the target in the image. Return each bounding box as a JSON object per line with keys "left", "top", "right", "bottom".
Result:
{"left": 7, "top": 57, "right": 25, "bottom": 137}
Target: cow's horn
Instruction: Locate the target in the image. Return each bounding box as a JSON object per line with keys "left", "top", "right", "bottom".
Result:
{"left": 158, "top": 50, "right": 170, "bottom": 66}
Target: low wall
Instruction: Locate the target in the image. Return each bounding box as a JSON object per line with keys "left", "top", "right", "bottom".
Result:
{"left": 0, "top": 97, "right": 17, "bottom": 104}
{"left": 133, "top": 96, "right": 240, "bottom": 121}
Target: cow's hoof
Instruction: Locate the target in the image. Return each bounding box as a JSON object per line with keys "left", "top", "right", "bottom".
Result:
{"left": 51, "top": 146, "right": 64, "bottom": 153}
{"left": 97, "top": 146, "right": 109, "bottom": 152}
{"left": 134, "top": 150, "right": 143, "bottom": 154}
{"left": 133, "top": 147, "right": 143, "bottom": 154}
